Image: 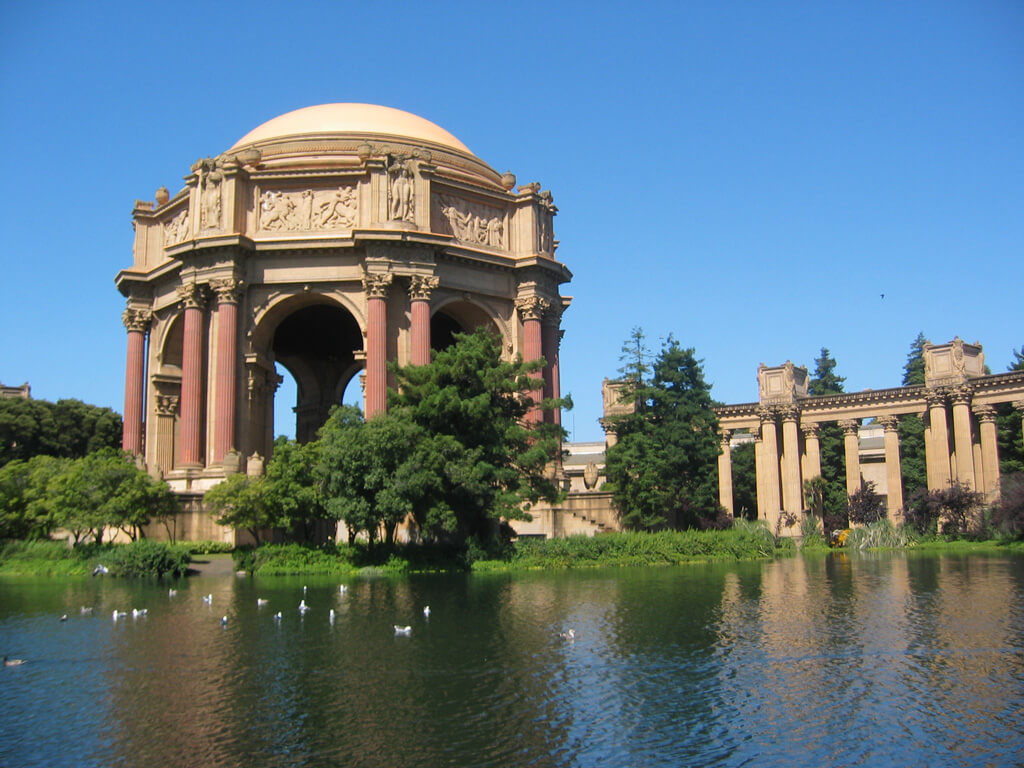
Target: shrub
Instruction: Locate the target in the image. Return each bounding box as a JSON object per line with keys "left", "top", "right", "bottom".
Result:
{"left": 250, "top": 543, "right": 356, "bottom": 576}
{"left": 107, "top": 540, "right": 191, "bottom": 578}
{"left": 844, "top": 519, "right": 913, "bottom": 549}
{"left": 847, "top": 481, "right": 886, "bottom": 525}
{"left": 990, "top": 473, "right": 1024, "bottom": 539}
{"left": 905, "top": 482, "right": 986, "bottom": 537}
{"left": 188, "top": 540, "right": 235, "bottom": 555}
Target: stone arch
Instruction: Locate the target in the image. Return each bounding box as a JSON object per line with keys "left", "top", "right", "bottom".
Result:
{"left": 431, "top": 296, "right": 508, "bottom": 353}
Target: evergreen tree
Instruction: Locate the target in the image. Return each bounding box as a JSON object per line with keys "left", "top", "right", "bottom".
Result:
{"left": 808, "top": 348, "right": 849, "bottom": 524}
{"left": 0, "top": 398, "right": 121, "bottom": 468}
{"left": 604, "top": 333, "right": 721, "bottom": 530}
{"left": 902, "top": 332, "right": 929, "bottom": 386}
{"left": 997, "top": 346, "right": 1024, "bottom": 476}
{"left": 898, "top": 333, "right": 930, "bottom": 499}
{"left": 731, "top": 440, "right": 757, "bottom": 520}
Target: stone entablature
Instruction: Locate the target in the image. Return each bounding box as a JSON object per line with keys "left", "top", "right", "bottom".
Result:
{"left": 713, "top": 339, "right": 1024, "bottom": 536}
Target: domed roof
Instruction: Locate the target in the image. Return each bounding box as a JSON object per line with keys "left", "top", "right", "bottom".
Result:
{"left": 229, "top": 103, "right": 473, "bottom": 155}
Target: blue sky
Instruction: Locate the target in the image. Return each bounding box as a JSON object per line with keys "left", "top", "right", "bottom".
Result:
{"left": 1, "top": 1, "right": 1020, "bottom": 443}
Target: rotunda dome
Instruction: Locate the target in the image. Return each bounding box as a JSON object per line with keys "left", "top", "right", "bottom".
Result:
{"left": 229, "top": 103, "right": 473, "bottom": 155}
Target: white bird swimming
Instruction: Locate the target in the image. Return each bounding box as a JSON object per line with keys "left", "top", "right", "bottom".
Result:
{"left": 202, "top": 594, "right": 213, "bottom": 604}
{"left": 60, "top": 614, "right": 68, "bottom": 622}
{"left": 80, "top": 606, "right": 93, "bottom": 615}
{"left": 394, "top": 625, "right": 412, "bottom": 636}
{"left": 299, "top": 599, "right": 310, "bottom": 613}
{"left": 338, "top": 584, "right": 348, "bottom": 594}
{"left": 273, "top": 611, "right": 282, "bottom": 621}
{"left": 329, "top": 609, "right": 336, "bottom": 623}
{"left": 92, "top": 564, "right": 109, "bottom": 576}
{"left": 257, "top": 598, "right": 269, "bottom": 607}
{"left": 423, "top": 605, "right": 431, "bottom": 618}
{"left": 4, "top": 656, "right": 26, "bottom": 667}
{"left": 132, "top": 609, "right": 148, "bottom": 618}
{"left": 559, "top": 629, "right": 576, "bottom": 641}
{"left": 221, "top": 615, "right": 228, "bottom": 626}
{"left": 168, "top": 589, "right": 177, "bottom": 597}
{"left": 112, "top": 610, "right": 128, "bottom": 620}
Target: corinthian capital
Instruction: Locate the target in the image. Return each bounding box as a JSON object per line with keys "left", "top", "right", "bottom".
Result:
{"left": 515, "top": 296, "right": 550, "bottom": 322}
{"left": 409, "top": 275, "right": 439, "bottom": 302}
{"left": 973, "top": 404, "right": 996, "bottom": 423}
{"left": 800, "top": 422, "right": 820, "bottom": 439}
{"left": 177, "top": 281, "right": 207, "bottom": 310}
{"left": 950, "top": 385, "right": 973, "bottom": 406}
{"left": 838, "top": 419, "right": 860, "bottom": 436}
{"left": 779, "top": 405, "right": 800, "bottom": 423}
{"left": 122, "top": 307, "right": 152, "bottom": 333}
{"left": 719, "top": 429, "right": 732, "bottom": 446}
{"left": 362, "top": 272, "right": 394, "bottom": 299}
{"left": 210, "top": 278, "right": 243, "bottom": 305}
{"left": 757, "top": 406, "right": 777, "bottom": 424}
{"left": 877, "top": 414, "right": 900, "bottom": 432}
{"left": 924, "top": 388, "right": 948, "bottom": 408}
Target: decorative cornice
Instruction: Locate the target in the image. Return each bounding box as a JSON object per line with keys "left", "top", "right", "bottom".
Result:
{"left": 362, "top": 272, "right": 394, "bottom": 299}
{"left": 515, "top": 296, "right": 550, "bottom": 322}
{"left": 409, "top": 275, "right": 439, "bottom": 302}
{"left": 122, "top": 307, "right": 152, "bottom": 333}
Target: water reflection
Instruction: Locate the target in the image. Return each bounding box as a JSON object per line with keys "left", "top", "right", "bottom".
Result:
{"left": 1, "top": 552, "right": 1022, "bottom": 767}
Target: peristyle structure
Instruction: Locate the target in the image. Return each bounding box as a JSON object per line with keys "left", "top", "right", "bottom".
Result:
{"left": 116, "top": 104, "right": 571, "bottom": 532}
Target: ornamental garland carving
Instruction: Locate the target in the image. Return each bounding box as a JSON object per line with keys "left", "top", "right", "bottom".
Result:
{"left": 258, "top": 186, "right": 357, "bottom": 232}
{"left": 433, "top": 193, "right": 506, "bottom": 249}
{"left": 163, "top": 209, "right": 190, "bottom": 246}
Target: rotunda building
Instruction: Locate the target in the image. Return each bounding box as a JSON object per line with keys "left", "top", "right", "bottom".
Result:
{"left": 116, "top": 104, "right": 571, "bottom": 510}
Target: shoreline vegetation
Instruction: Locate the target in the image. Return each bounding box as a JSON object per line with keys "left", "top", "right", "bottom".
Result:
{"left": 2, "top": 522, "right": 1022, "bottom": 578}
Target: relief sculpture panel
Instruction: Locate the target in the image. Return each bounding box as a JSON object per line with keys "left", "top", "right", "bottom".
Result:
{"left": 258, "top": 186, "right": 358, "bottom": 233}
{"left": 163, "top": 209, "right": 190, "bottom": 246}
{"left": 432, "top": 193, "right": 506, "bottom": 249}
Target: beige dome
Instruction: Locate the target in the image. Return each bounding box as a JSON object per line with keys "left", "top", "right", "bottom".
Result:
{"left": 230, "top": 103, "right": 473, "bottom": 155}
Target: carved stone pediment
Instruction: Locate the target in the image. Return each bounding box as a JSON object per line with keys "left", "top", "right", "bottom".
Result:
{"left": 257, "top": 185, "right": 358, "bottom": 233}
{"left": 431, "top": 193, "right": 507, "bottom": 250}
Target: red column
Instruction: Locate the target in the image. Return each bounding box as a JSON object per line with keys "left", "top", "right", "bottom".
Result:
{"left": 178, "top": 282, "right": 207, "bottom": 467}
{"left": 211, "top": 279, "right": 241, "bottom": 464}
{"left": 121, "top": 307, "right": 151, "bottom": 456}
{"left": 517, "top": 297, "right": 549, "bottom": 424}
{"left": 541, "top": 315, "right": 562, "bottom": 425}
{"left": 363, "top": 273, "right": 393, "bottom": 418}
{"left": 409, "top": 275, "right": 438, "bottom": 366}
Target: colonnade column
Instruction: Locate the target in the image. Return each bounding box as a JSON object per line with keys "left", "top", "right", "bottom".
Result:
{"left": 409, "top": 275, "right": 438, "bottom": 367}
{"left": 541, "top": 310, "right": 563, "bottom": 425}
{"left": 801, "top": 422, "right": 821, "bottom": 481}
{"left": 780, "top": 406, "right": 802, "bottom": 514}
{"left": 951, "top": 386, "right": 977, "bottom": 489}
{"left": 757, "top": 408, "right": 781, "bottom": 521}
{"left": 1016, "top": 401, "right": 1024, "bottom": 459}
{"left": 877, "top": 415, "right": 904, "bottom": 518}
{"left": 177, "top": 282, "right": 207, "bottom": 467}
{"left": 925, "top": 390, "right": 952, "bottom": 488}
{"left": 718, "top": 430, "right": 733, "bottom": 516}
{"left": 516, "top": 297, "right": 549, "bottom": 424}
{"left": 363, "top": 273, "right": 393, "bottom": 418}
{"left": 121, "top": 307, "right": 152, "bottom": 457}
{"left": 211, "top": 279, "right": 241, "bottom": 465}
{"left": 839, "top": 419, "right": 861, "bottom": 496}
{"left": 974, "top": 405, "right": 1000, "bottom": 499}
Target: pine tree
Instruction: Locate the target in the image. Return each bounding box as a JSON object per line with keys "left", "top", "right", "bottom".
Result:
{"left": 808, "top": 348, "right": 849, "bottom": 524}
{"left": 898, "top": 333, "right": 930, "bottom": 499}
{"left": 997, "top": 346, "right": 1024, "bottom": 476}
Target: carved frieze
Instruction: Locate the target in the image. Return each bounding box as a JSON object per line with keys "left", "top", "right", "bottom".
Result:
{"left": 432, "top": 193, "right": 506, "bottom": 249}
{"left": 163, "top": 209, "right": 190, "bottom": 246}
{"left": 258, "top": 185, "right": 357, "bottom": 232}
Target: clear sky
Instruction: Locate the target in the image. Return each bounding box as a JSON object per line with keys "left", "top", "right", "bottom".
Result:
{"left": 1, "top": 1, "right": 1020, "bottom": 443}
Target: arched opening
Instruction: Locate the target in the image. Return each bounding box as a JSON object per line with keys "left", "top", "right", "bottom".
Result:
{"left": 431, "top": 300, "right": 503, "bottom": 352}
{"left": 271, "top": 303, "right": 363, "bottom": 443}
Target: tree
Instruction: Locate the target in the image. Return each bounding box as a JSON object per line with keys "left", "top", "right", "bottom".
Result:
{"left": 0, "top": 397, "right": 122, "bottom": 468}
{"left": 904, "top": 482, "right": 985, "bottom": 537}
{"left": 808, "top": 348, "right": 849, "bottom": 526}
{"left": 386, "top": 326, "right": 566, "bottom": 544}
{"left": 204, "top": 473, "right": 272, "bottom": 545}
{"left": 997, "top": 346, "right": 1024, "bottom": 477}
{"left": 898, "top": 333, "right": 930, "bottom": 500}
{"left": 263, "top": 436, "right": 326, "bottom": 542}
{"left": 604, "top": 332, "right": 721, "bottom": 531}
{"left": 847, "top": 480, "right": 886, "bottom": 525}
{"left": 731, "top": 440, "right": 757, "bottom": 520}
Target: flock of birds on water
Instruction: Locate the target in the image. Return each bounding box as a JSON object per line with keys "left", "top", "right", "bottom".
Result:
{"left": 4, "top": 581, "right": 577, "bottom": 667}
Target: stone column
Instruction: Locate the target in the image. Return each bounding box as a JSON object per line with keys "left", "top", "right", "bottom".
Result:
{"left": 877, "top": 414, "right": 904, "bottom": 518}
{"left": 780, "top": 406, "right": 802, "bottom": 515}
{"left": 839, "top": 419, "right": 861, "bottom": 497}
{"left": 757, "top": 408, "right": 781, "bottom": 522}
{"left": 754, "top": 425, "right": 766, "bottom": 519}
{"left": 925, "top": 390, "right": 951, "bottom": 489}
{"left": 211, "top": 279, "right": 241, "bottom": 465}
{"left": 177, "top": 282, "right": 207, "bottom": 468}
{"left": 362, "top": 273, "right": 393, "bottom": 418}
{"left": 950, "top": 386, "right": 977, "bottom": 489}
{"left": 973, "top": 405, "right": 1000, "bottom": 499}
{"left": 121, "top": 307, "right": 151, "bottom": 456}
{"left": 1016, "top": 401, "right": 1024, "bottom": 460}
{"left": 541, "top": 311, "right": 563, "bottom": 425}
{"left": 409, "top": 275, "right": 438, "bottom": 366}
{"left": 718, "top": 430, "right": 733, "bottom": 516}
{"left": 801, "top": 422, "right": 821, "bottom": 481}
{"left": 516, "top": 297, "right": 549, "bottom": 424}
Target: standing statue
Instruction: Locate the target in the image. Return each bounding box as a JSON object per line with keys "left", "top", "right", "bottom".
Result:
{"left": 389, "top": 159, "right": 415, "bottom": 222}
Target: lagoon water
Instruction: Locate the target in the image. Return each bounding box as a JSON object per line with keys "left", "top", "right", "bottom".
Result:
{"left": 2, "top": 552, "right": 1023, "bottom": 767}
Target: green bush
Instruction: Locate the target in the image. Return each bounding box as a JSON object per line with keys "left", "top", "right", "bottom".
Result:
{"left": 0, "top": 539, "right": 99, "bottom": 575}
{"left": 251, "top": 543, "right": 357, "bottom": 576}
{"left": 187, "top": 540, "right": 234, "bottom": 555}
{"left": 107, "top": 540, "right": 191, "bottom": 578}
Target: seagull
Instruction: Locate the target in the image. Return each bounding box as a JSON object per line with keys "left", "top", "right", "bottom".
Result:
{"left": 60, "top": 614, "right": 68, "bottom": 622}
{"left": 394, "top": 625, "right": 412, "bottom": 636}
{"left": 339, "top": 584, "right": 348, "bottom": 594}
{"left": 423, "top": 606, "right": 431, "bottom": 618}
{"left": 132, "top": 609, "right": 148, "bottom": 618}
{"left": 257, "top": 598, "right": 269, "bottom": 607}
{"left": 221, "top": 615, "right": 228, "bottom": 626}
{"left": 202, "top": 594, "right": 213, "bottom": 604}
{"left": 559, "top": 629, "right": 576, "bottom": 641}
{"left": 299, "top": 599, "right": 310, "bottom": 613}
{"left": 3, "top": 656, "right": 26, "bottom": 667}
{"left": 273, "top": 611, "right": 282, "bottom": 621}
{"left": 112, "top": 610, "right": 128, "bottom": 621}
{"left": 303, "top": 585, "right": 308, "bottom": 595}
{"left": 168, "top": 589, "right": 177, "bottom": 597}
{"left": 80, "top": 606, "right": 93, "bottom": 615}
{"left": 329, "top": 609, "right": 336, "bottom": 623}
{"left": 92, "top": 564, "right": 109, "bottom": 577}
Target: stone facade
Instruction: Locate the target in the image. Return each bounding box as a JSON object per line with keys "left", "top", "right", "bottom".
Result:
{"left": 116, "top": 104, "right": 572, "bottom": 541}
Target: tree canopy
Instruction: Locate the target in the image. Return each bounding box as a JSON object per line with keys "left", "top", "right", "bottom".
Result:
{"left": 604, "top": 330, "right": 721, "bottom": 531}
{"left": 0, "top": 397, "right": 121, "bottom": 468}
{"left": 808, "top": 347, "right": 849, "bottom": 525}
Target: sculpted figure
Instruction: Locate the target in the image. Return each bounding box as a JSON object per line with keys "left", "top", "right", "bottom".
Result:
{"left": 389, "top": 162, "right": 415, "bottom": 221}
{"left": 318, "top": 186, "right": 357, "bottom": 228}
{"left": 486, "top": 216, "right": 503, "bottom": 247}
{"left": 260, "top": 191, "right": 295, "bottom": 230}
